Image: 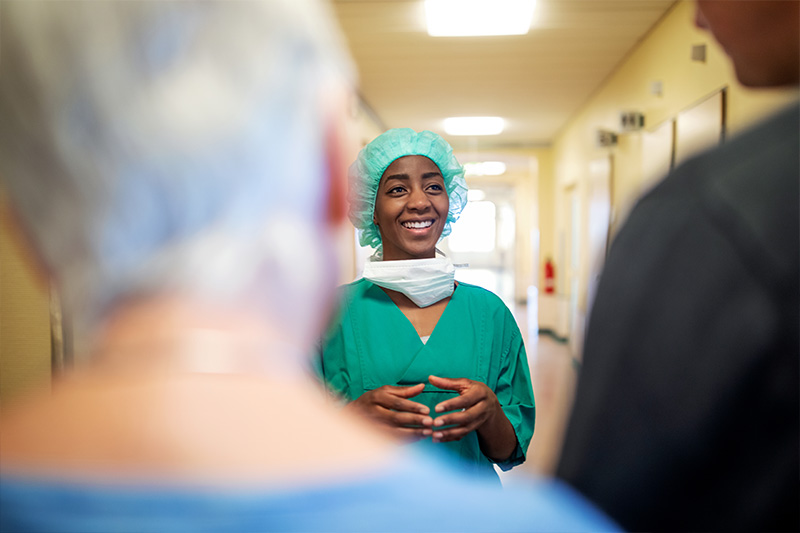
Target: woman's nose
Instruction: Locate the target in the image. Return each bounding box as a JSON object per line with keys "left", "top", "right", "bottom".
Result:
{"left": 407, "top": 187, "right": 431, "bottom": 210}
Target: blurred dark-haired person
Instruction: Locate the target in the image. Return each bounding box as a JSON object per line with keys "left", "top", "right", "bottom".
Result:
{"left": 557, "top": 1, "right": 799, "bottom": 531}
{"left": 0, "top": 2, "right": 616, "bottom": 532}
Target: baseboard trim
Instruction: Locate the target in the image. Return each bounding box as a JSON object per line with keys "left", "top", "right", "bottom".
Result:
{"left": 537, "top": 328, "right": 568, "bottom": 344}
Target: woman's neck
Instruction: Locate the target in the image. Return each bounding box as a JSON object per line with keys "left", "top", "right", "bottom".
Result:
{"left": 379, "top": 248, "right": 438, "bottom": 261}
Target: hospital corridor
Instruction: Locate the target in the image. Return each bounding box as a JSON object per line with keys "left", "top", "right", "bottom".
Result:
{"left": 0, "top": 0, "right": 797, "bottom": 531}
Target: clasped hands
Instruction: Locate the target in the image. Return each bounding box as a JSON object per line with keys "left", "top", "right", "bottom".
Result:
{"left": 346, "top": 375, "right": 501, "bottom": 443}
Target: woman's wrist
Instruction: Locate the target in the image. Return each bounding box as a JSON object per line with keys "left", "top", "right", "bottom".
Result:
{"left": 476, "top": 396, "right": 516, "bottom": 461}
{"left": 480, "top": 392, "right": 503, "bottom": 431}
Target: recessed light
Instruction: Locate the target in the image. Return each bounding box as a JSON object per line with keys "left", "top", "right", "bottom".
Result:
{"left": 444, "top": 117, "right": 504, "bottom": 136}
{"left": 426, "top": 0, "right": 536, "bottom": 37}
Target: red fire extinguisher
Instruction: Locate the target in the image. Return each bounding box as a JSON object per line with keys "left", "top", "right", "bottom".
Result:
{"left": 544, "top": 258, "right": 555, "bottom": 294}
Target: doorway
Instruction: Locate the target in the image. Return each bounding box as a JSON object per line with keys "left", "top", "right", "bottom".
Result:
{"left": 441, "top": 185, "right": 517, "bottom": 312}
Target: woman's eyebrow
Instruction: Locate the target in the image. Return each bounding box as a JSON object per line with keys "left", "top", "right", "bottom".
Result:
{"left": 421, "top": 172, "right": 443, "bottom": 179}
{"left": 382, "top": 171, "right": 442, "bottom": 183}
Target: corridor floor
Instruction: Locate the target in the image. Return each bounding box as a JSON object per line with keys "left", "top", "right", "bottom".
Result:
{"left": 498, "top": 323, "right": 579, "bottom": 484}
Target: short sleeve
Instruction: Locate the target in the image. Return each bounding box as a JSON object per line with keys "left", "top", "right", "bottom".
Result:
{"left": 493, "top": 313, "right": 536, "bottom": 470}
{"left": 316, "top": 299, "right": 354, "bottom": 402}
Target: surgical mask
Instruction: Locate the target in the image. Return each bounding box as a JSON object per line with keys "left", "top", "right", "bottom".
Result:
{"left": 362, "top": 252, "right": 455, "bottom": 308}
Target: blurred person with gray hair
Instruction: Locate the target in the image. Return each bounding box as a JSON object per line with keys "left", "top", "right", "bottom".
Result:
{"left": 0, "top": 2, "right": 616, "bottom": 531}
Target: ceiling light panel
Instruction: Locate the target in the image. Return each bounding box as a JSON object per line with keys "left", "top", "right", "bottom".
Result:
{"left": 426, "top": 0, "right": 536, "bottom": 37}
{"left": 444, "top": 117, "right": 505, "bottom": 136}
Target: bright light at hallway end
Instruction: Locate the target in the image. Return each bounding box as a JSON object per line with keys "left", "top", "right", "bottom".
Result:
{"left": 426, "top": 0, "right": 536, "bottom": 37}
{"left": 464, "top": 161, "right": 507, "bottom": 177}
{"left": 444, "top": 116, "right": 505, "bottom": 136}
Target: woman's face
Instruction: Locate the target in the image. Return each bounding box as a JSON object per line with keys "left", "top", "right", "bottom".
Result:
{"left": 373, "top": 155, "right": 449, "bottom": 261}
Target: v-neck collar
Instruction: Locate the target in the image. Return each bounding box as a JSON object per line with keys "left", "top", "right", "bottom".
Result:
{"left": 366, "top": 281, "right": 459, "bottom": 348}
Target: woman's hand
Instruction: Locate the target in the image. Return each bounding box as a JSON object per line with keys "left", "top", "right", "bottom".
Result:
{"left": 428, "top": 375, "right": 517, "bottom": 462}
{"left": 346, "top": 383, "right": 433, "bottom": 442}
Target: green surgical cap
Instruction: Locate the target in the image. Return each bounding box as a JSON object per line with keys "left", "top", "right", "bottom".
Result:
{"left": 348, "top": 128, "right": 468, "bottom": 249}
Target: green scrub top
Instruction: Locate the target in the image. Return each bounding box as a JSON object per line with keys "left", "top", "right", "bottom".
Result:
{"left": 318, "top": 278, "right": 535, "bottom": 479}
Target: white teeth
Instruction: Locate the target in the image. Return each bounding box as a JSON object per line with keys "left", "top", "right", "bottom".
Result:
{"left": 402, "top": 220, "right": 433, "bottom": 229}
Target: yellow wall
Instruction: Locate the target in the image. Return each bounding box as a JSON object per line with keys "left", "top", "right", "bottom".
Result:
{"left": 535, "top": 148, "right": 555, "bottom": 291}
{"left": 455, "top": 148, "right": 547, "bottom": 304}
{"left": 545, "top": 0, "right": 798, "bottom": 340}
{"left": 523, "top": 147, "right": 555, "bottom": 300}
{"left": 0, "top": 187, "right": 51, "bottom": 408}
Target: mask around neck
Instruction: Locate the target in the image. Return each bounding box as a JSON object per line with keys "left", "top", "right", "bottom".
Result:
{"left": 362, "top": 252, "right": 455, "bottom": 308}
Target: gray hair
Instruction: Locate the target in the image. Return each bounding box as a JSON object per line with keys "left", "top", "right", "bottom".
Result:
{"left": 0, "top": 1, "right": 354, "bottom": 355}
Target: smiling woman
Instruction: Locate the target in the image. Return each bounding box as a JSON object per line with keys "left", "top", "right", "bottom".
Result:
{"left": 317, "top": 128, "right": 536, "bottom": 482}
{"left": 373, "top": 155, "right": 449, "bottom": 260}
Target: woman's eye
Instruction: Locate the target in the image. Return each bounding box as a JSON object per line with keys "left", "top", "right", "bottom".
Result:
{"left": 427, "top": 184, "right": 443, "bottom": 192}
{"left": 388, "top": 186, "right": 405, "bottom": 194}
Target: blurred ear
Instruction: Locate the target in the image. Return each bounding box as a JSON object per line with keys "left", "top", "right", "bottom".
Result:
{"left": 323, "top": 85, "right": 357, "bottom": 226}
{"left": 325, "top": 123, "right": 347, "bottom": 225}
{"left": 693, "top": 2, "right": 709, "bottom": 30}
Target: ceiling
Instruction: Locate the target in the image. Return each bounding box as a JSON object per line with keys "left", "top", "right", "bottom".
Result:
{"left": 332, "top": 0, "right": 677, "bottom": 151}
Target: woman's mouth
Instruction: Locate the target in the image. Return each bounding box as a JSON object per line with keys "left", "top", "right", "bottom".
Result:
{"left": 401, "top": 220, "right": 434, "bottom": 229}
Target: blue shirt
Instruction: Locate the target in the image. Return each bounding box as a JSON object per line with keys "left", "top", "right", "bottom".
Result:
{"left": 0, "top": 453, "right": 617, "bottom": 532}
